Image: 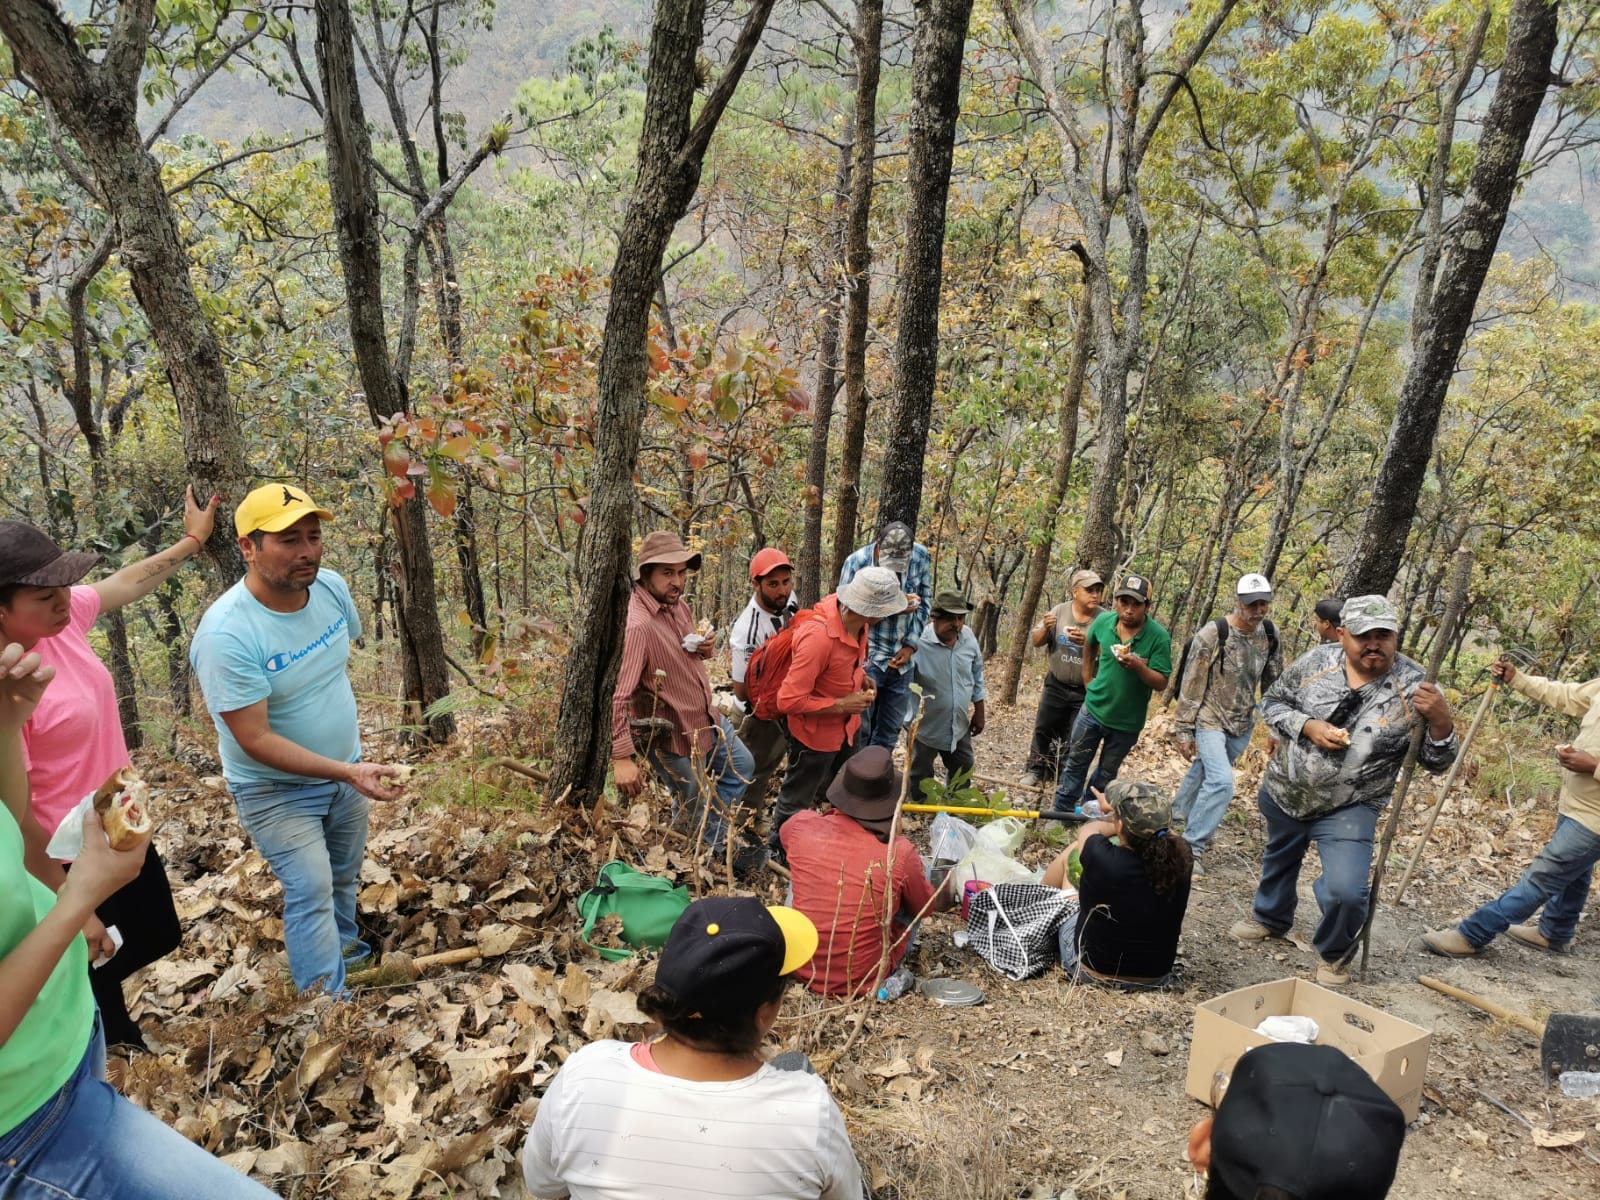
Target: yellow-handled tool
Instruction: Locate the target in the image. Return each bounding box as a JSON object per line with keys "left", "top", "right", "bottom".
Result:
{"left": 901, "top": 802, "right": 1087, "bottom": 822}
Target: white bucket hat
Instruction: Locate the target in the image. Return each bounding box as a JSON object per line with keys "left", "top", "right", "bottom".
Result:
{"left": 839, "top": 566, "right": 907, "bottom": 619}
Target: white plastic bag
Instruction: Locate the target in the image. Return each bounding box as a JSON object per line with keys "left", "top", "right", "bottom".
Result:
{"left": 975, "top": 816, "right": 1027, "bottom": 855}
{"left": 928, "top": 812, "right": 979, "bottom": 863}
{"left": 1255, "top": 1015, "right": 1320, "bottom": 1044}
{"left": 45, "top": 793, "right": 97, "bottom": 860}
{"left": 950, "top": 815, "right": 1036, "bottom": 887}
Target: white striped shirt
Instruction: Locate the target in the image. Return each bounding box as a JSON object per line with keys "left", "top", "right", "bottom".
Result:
{"left": 522, "top": 1041, "right": 863, "bottom": 1199}
{"left": 729, "top": 594, "right": 797, "bottom": 683}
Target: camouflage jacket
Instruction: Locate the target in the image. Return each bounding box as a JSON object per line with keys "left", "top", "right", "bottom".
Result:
{"left": 1260, "top": 643, "right": 1458, "bottom": 820}
{"left": 1172, "top": 618, "right": 1283, "bottom": 739}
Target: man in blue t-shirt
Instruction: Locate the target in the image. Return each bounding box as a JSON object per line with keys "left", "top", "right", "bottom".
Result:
{"left": 191, "top": 485, "right": 405, "bottom": 996}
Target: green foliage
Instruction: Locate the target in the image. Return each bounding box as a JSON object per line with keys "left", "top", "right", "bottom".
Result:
{"left": 918, "top": 767, "right": 1009, "bottom": 822}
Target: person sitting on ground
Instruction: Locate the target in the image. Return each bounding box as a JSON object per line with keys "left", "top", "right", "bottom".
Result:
{"left": 1311, "top": 597, "right": 1344, "bottom": 644}
{"left": 0, "top": 642, "right": 276, "bottom": 1199}
{"left": 1186, "top": 1042, "right": 1406, "bottom": 1199}
{"left": 521, "top": 896, "right": 863, "bottom": 1200}
{"left": 783, "top": 746, "right": 950, "bottom": 996}
{"left": 1042, "top": 779, "right": 1192, "bottom": 987}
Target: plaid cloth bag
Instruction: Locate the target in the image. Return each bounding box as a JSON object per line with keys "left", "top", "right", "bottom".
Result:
{"left": 964, "top": 883, "right": 1078, "bottom": 980}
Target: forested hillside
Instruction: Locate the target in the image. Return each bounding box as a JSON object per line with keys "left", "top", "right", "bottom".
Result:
{"left": 5, "top": 0, "right": 1599, "bottom": 761}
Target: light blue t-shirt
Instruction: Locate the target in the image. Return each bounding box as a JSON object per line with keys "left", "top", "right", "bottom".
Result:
{"left": 190, "top": 570, "right": 363, "bottom": 785}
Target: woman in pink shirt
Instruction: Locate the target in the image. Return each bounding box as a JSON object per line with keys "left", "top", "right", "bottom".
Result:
{"left": 0, "top": 487, "right": 217, "bottom": 1048}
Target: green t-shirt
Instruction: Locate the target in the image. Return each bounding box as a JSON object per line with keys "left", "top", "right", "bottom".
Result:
{"left": 1083, "top": 609, "right": 1173, "bottom": 733}
{"left": 0, "top": 806, "right": 92, "bottom": 1136}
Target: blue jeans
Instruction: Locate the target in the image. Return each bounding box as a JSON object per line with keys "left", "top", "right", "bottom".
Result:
{"left": 0, "top": 1017, "right": 274, "bottom": 1198}
{"left": 1458, "top": 814, "right": 1600, "bottom": 948}
{"left": 232, "top": 778, "right": 370, "bottom": 996}
{"left": 859, "top": 660, "right": 911, "bottom": 750}
{"left": 1172, "top": 727, "right": 1254, "bottom": 853}
{"left": 1251, "top": 785, "right": 1379, "bottom": 965}
{"left": 649, "top": 716, "right": 753, "bottom": 852}
{"left": 1053, "top": 710, "right": 1140, "bottom": 812}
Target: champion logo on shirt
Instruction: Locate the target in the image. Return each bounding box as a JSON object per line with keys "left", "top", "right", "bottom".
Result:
{"left": 264, "top": 615, "right": 348, "bottom": 673}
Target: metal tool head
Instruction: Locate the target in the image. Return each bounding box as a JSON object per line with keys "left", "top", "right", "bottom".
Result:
{"left": 1541, "top": 1012, "right": 1600, "bottom": 1083}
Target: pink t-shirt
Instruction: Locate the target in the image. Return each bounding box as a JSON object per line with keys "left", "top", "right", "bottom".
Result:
{"left": 21, "top": 586, "right": 131, "bottom": 835}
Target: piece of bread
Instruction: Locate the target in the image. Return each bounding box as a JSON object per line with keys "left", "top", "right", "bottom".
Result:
{"left": 1329, "top": 727, "right": 1351, "bottom": 747}
{"left": 93, "top": 766, "right": 152, "bottom": 851}
{"left": 380, "top": 763, "right": 415, "bottom": 789}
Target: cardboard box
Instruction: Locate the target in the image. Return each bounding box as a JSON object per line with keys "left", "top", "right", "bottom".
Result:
{"left": 1184, "top": 978, "right": 1430, "bottom": 1122}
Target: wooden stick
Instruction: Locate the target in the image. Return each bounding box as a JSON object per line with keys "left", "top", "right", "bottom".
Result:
{"left": 1354, "top": 547, "right": 1473, "bottom": 981}
{"left": 1390, "top": 680, "right": 1498, "bottom": 904}
{"left": 1418, "top": 974, "right": 1545, "bottom": 1036}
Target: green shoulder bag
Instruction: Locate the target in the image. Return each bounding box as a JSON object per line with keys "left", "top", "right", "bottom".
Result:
{"left": 577, "top": 859, "right": 691, "bottom": 961}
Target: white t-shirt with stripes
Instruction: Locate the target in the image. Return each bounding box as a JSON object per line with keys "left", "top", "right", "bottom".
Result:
{"left": 521, "top": 1040, "right": 863, "bottom": 1199}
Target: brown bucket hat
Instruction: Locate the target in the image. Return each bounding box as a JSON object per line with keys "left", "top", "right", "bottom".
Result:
{"left": 635, "top": 530, "right": 703, "bottom": 580}
{"left": 825, "top": 746, "right": 903, "bottom": 835}
{"left": 0, "top": 523, "right": 102, "bottom": 589}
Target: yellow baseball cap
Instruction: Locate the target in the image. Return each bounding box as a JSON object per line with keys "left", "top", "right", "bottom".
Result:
{"left": 234, "top": 483, "right": 335, "bottom": 537}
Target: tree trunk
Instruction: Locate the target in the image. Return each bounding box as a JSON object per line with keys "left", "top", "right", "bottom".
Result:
{"left": 0, "top": 0, "right": 248, "bottom": 580}
{"left": 313, "top": 0, "right": 455, "bottom": 742}
{"left": 797, "top": 141, "right": 850, "bottom": 609}
{"left": 1341, "top": 0, "right": 1558, "bottom": 597}
{"left": 547, "top": 0, "right": 777, "bottom": 804}
{"left": 827, "top": 0, "right": 887, "bottom": 587}
{"left": 995, "top": 299, "right": 1091, "bottom": 704}
{"left": 877, "top": 0, "right": 974, "bottom": 530}
{"left": 1002, "top": 0, "right": 1240, "bottom": 578}
{"left": 103, "top": 610, "right": 141, "bottom": 752}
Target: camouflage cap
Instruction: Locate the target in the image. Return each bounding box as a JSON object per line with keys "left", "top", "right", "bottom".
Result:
{"left": 1104, "top": 779, "right": 1172, "bottom": 840}
{"left": 1340, "top": 594, "right": 1399, "bottom": 636}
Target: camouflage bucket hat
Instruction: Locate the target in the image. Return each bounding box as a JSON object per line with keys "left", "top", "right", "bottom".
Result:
{"left": 1340, "top": 594, "right": 1399, "bottom": 636}
{"left": 1104, "top": 779, "right": 1172, "bottom": 840}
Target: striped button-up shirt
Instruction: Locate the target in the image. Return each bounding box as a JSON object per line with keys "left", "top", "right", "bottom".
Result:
{"left": 610, "top": 585, "right": 718, "bottom": 761}
{"left": 837, "top": 541, "right": 932, "bottom": 672}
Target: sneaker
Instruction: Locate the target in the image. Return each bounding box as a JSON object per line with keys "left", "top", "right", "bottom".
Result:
{"left": 1315, "top": 960, "right": 1350, "bottom": 986}
{"left": 1020, "top": 770, "right": 1044, "bottom": 789}
{"left": 1228, "top": 918, "right": 1279, "bottom": 942}
{"left": 1506, "top": 923, "right": 1567, "bottom": 953}
{"left": 1189, "top": 854, "right": 1206, "bottom": 880}
{"left": 1421, "top": 927, "right": 1480, "bottom": 958}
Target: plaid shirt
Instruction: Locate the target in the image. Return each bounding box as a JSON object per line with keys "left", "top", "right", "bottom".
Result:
{"left": 837, "top": 541, "right": 932, "bottom": 672}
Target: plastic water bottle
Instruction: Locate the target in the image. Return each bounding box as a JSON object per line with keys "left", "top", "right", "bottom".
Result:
{"left": 876, "top": 967, "right": 915, "bottom": 1002}
{"left": 1560, "top": 1071, "right": 1600, "bottom": 1097}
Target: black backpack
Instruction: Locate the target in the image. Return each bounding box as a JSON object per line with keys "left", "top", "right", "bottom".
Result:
{"left": 1170, "top": 616, "right": 1278, "bottom": 703}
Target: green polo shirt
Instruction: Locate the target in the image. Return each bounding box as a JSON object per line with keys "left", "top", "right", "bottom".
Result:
{"left": 1083, "top": 609, "right": 1173, "bottom": 733}
{"left": 0, "top": 806, "right": 92, "bottom": 1135}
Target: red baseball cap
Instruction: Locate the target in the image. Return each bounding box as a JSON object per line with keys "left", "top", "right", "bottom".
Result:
{"left": 749, "top": 547, "right": 792, "bottom": 581}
